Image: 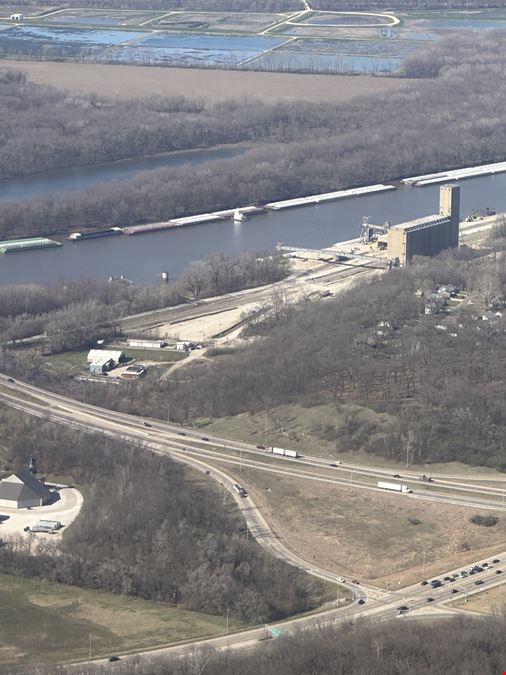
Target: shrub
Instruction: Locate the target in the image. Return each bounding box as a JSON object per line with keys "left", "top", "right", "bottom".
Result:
{"left": 470, "top": 515, "right": 498, "bottom": 527}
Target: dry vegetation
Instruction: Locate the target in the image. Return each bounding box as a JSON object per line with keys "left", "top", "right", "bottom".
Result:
{"left": 451, "top": 584, "right": 506, "bottom": 614}
{"left": 231, "top": 467, "right": 506, "bottom": 587}
{"left": 0, "top": 60, "right": 412, "bottom": 102}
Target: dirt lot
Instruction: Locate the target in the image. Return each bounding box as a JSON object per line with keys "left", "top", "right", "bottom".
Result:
{"left": 231, "top": 467, "right": 506, "bottom": 588}
{"left": 1, "top": 60, "right": 414, "bottom": 101}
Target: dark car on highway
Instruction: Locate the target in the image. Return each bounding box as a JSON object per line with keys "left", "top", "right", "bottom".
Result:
{"left": 474, "top": 579, "right": 484, "bottom": 586}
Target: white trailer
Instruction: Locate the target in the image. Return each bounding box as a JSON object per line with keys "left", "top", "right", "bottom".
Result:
{"left": 377, "top": 481, "right": 411, "bottom": 493}
{"left": 269, "top": 447, "right": 299, "bottom": 458}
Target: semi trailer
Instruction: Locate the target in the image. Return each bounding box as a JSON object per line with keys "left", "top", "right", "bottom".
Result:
{"left": 377, "top": 481, "right": 411, "bottom": 493}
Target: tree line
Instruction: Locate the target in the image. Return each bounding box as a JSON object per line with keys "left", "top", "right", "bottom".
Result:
{"left": 0, "top": 251, "right": 288, "bottom": 350}
{"left": 0, "top": 410, "right": 325, "bottom": 623}
{"left": 3, "top": 31, "right": 506, "bottom": 238}
{"left": 0, "top": 0, "right": 299, "bottom": 11}
{"left": 0, "top": 0, "right": 499, "bottom": 11}
{"left": 33, "top": 614, "right": 506, "bottom": 675}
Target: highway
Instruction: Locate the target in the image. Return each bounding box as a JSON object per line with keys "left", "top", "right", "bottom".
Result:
{"left": 1, "top": 374, "right": 506, "bottom": 669}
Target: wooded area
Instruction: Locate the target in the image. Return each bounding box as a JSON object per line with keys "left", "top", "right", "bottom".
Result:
{"left": 36, "top": 614, "right": 506, "bottom": 675}
{"left": 0, "top": 0, "right": 299, "bottom": 11}
{"left": 29, "top": 244, "right": 504, "bottom": 471}
{"left": 0, "top": 0, "right": 500, "bottom": 10}
{"left": 2, "top": 31, "right": 506, "bottom": 238}
{"left": 0, "top": 410, "right": 324, "bottom": 622}
{"left": 0, "top": 251, "right": 288, "bottom": 350}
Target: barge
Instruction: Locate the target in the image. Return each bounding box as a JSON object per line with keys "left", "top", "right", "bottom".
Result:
{"left": 68, "top": 227, "right": 123, "bottom": 241}
{"left": 0, "top": 237, "right": 62, "bottom": 253}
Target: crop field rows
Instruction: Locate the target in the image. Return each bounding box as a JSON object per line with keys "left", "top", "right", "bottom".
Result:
{"left": 0, "top": 9, "right": 506, "bottom": 74}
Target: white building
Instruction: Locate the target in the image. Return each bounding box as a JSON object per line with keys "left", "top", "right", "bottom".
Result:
{"left": 10, "top": 13, "right": 24, "bottom": 21}
{"left": 127, "top": 339, "right": 166, "bottom": 349}
{"left": 87, "top": 349, "right": 124, "bottom": 364}
{"left": 89, "top": 358, "right": 115, "bottom": 374}
{"left": 176, "top": 341, "right": 192, "bottom": 351}
{"left": 0, "top": 470, "right": 51, "bottom": 509}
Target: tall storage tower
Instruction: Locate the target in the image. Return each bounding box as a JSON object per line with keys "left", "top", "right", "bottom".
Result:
{"left": 439, "top": 183, "right": 460, "bottom": 247}
{"left": 387, "top": 183, "right": 461, "bottom": 264}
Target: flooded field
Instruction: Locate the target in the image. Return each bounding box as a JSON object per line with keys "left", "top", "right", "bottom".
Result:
{"left": 0, "top": 8, "right": 505, "bottom": 75}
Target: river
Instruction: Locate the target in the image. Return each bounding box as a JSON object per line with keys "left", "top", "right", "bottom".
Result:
{"left": 0, "top": 169, "right": 504, "bottom": 285}
{"left": 0, "top": 146, "right": 246, "bottom": 202}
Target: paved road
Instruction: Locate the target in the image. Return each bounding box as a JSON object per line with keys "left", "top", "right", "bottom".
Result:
{"left": 1, "top": 376, "right": 506, "bottom": 512}
{"left": 1, "top": 375, "right": 506, "bottom": 669}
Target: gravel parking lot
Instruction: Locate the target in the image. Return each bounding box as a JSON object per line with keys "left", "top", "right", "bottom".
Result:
{"left": 0, "top": 485, "right": 83, "bottom": 539}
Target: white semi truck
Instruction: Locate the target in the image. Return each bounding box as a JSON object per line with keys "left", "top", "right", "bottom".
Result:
{"left": 269, "top": 447, "right": 299, "bottom": 458}
{"left": 377, "top": 481, "right": 411, "bottom": 493}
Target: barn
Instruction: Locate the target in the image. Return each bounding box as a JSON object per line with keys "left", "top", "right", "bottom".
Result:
{"left": 0, "top": 470, "right": 52, "bottom": 509}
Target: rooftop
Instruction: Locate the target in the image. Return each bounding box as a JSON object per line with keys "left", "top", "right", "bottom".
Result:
{"left": 0, "top": 470, "right": 52, "bottom": 503}
{"left": 391, "top": 214, "right": 451, "bottom": 233}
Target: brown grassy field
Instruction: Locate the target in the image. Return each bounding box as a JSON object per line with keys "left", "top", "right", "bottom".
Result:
{"left": 227, "top": 466, "right": 506, "bottom": 588}
{"left": 1, "top": 60, "right": 414, "bottom": 101}
{"left": 451, "top": 585, "right": 506, "bottom": 614}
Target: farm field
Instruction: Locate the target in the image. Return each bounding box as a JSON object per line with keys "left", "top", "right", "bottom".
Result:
{"left": 0, "top": 8, "right": 505, "bottom": 74}
{"left": 1, "top": 60, "right": 414, "bottom": 101}
{"left": 0, "top": 573, "right": 237, "bottom": 666}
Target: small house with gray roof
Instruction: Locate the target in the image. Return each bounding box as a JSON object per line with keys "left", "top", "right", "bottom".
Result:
{"left": 0, "top": 470, "right": 52, "bottom": 509}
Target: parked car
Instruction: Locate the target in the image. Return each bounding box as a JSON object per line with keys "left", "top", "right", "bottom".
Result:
{"left": 493, "top": 559, "right": 501, "bottom": 564}
{"left": 178, "top": 432, "right": 186, "bottom": 436}
{"left": 143, "top": 422, "right": 151, "bottom": 427}
{"left": 496, "top": 569, "right": 503, "bottom": 575}
{"left": 256, "top": 444, "right": 266, "bottom": 450}
{"left": 426, "top": 597, "right": 434, "bottom": 603}
{"left": 420, "top": 580, "right": 429, "bottom": 586}
{"left": 201, "top": 437, "right": 209, "bottom": 441}
{"left": 358, "top": 599, "right": 366, "bottom": 605}
{"left": 108, "top": 656, "right": 120, "bottom": 662}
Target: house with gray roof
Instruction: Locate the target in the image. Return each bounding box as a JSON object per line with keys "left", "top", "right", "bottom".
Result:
{"left": 0, "top": 470, "right": 52, "bottom": 509}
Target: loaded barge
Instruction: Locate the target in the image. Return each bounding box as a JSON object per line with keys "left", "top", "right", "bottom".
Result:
{"left": 0, "top": 237, "right": 62, "bottom": 253}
